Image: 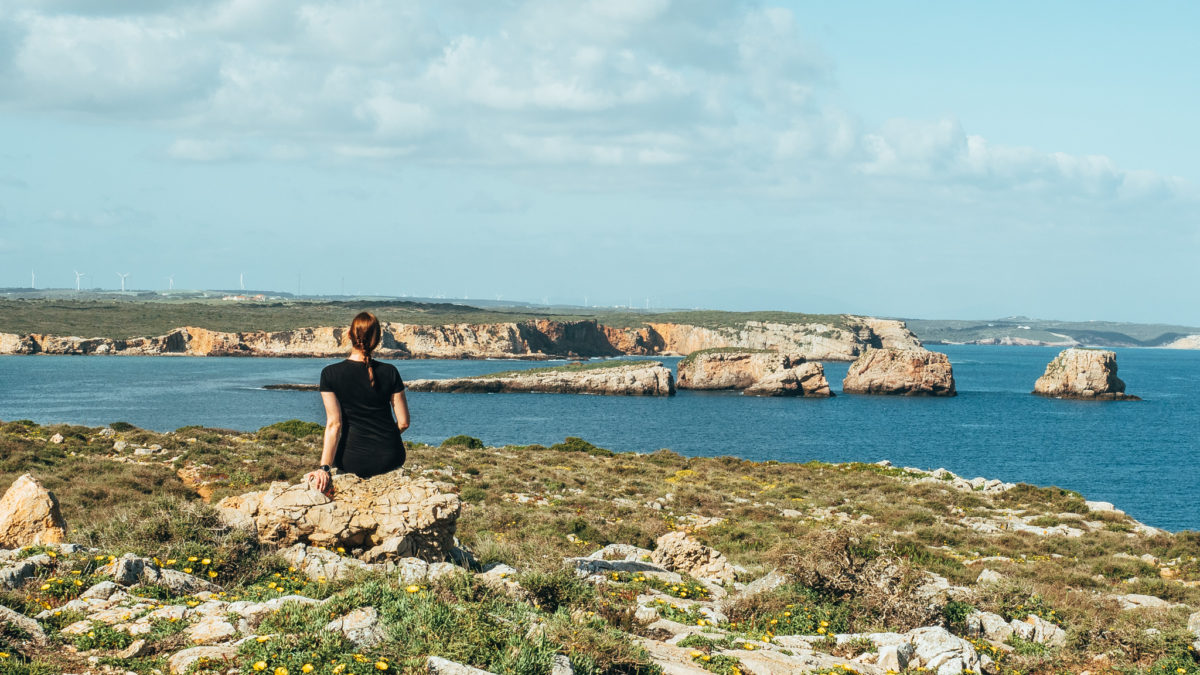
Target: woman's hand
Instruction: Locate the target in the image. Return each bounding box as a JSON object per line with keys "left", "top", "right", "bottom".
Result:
{"left": 305, "top": 469, "right": 334, "bottom": 497}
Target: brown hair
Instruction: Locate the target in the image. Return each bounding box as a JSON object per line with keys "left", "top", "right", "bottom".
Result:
{"left": 349, "top": 311, "right": 381, "bottom": 387}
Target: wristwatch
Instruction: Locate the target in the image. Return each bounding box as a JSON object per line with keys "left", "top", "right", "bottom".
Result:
{"left": 320, "top": 464, "right": 332, "bottom": 475}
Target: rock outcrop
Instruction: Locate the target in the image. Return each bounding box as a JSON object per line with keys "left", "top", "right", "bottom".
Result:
{"left": 0, "top": 315, "right": 920, "bottom": 361}
{"left": 842, "top": 348, "right": 957, "bottom": 396}
{"left": 406, "top": 362, "right": 676, "bottom": 396}
{"left": 0, "top": 474, "right": 68, "bottom": 548}
{"left": 1033, "top": 348, "right": 1139, "bottom": 400}
{"left": 215, "top": 470, "right": 461, "bottom": 562}
{"left": 676, "top": 350, "right": 833, "bottom": 397}
{"left": 650, "top": 531, "right": 737, "bottom": 584}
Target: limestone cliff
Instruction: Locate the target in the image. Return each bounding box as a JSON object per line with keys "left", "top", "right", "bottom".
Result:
{"left": 1033, "top": 348, "right": 1139, "bottom": 400}
{"left": 405, "top": 361, "right": 675, "bottom": 396}
{"left": 0, "top": 315, "right": 919, "bottom": 361}
{"left": 842, "top": 348, "right": 957, "bottom": 397}
{"left": 676, "top": 350, "right": 833, "bottom": 397}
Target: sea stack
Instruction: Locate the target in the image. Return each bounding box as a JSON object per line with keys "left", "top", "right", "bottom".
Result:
{"left": 841, "top": 348, "right": 957, "bottom": 396}
{"left": 676, "top": 349, "right": 833, "bottom": 397}
{"left": 1033, "top": 348, "right": 1139, "bottom": 400}
{"left": 406, "top": 361, "right": 676, "bottom": 396}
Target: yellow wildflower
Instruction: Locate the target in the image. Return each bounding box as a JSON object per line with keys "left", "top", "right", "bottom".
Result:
{"left": 301, "top": 666, "right": 314, "bottom": 674}
{"left": 375, "top": 662, "right": 389, "bottom": 671}
{"left": 275, "top": 668, "right": 288, "bottom": 675}
{"left": 406, "top": 585, "right": 420, "bottom": 593}
{"left": 253, "top": 662, "right": 267, "bottom": 672}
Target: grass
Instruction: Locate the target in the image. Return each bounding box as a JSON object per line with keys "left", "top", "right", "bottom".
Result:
{"left": 1, "top": 419, "right": 1199, "bottom": 674}
{"left": 677, "top": 347, "right": 776, "bottom": 369}
{"left": 0, "top": 299, "right": 859, "bottom": 340}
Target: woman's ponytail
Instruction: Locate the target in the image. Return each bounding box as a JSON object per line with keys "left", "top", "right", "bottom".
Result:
{"left": 349, "top": 311, "right": 382, "bottom": 388}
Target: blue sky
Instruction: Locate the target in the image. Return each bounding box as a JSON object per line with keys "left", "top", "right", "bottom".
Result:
{"left": 0, "top": 0, "right": 1197, "bottom": 323}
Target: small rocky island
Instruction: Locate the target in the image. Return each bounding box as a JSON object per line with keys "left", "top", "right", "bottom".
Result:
{"left": 676, "top": 349, "right": 833, "bottom": 397}
{"left": 842, "top": 347, "right": 957, "bottom": 396}
{"left": 405, "top": 360, "right": 675, "bottom": 396}
{"left": 1033, "top": 348, "right": 1139, "bottom": 400}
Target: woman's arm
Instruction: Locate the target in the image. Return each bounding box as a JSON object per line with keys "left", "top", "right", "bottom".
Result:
{"left": 305, "top": 392, "right": 342, "bottom": 495}
{"left": 392, "top": 390, "right": 410, "bottom": 433}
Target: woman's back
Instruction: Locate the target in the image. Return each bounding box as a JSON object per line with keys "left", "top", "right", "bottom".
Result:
{"left": 319, "top": 359, "right": 406, "bottom": 477}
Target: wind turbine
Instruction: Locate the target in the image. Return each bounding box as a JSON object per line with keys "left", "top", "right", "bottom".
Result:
{"left": 166, "top": 275, "right": 175, "bottom": 290}
{"left": 240, "top": 272, "right": 245, "bottom": 291}
{"left": 116, "top": 272, "right": 129, "bottom": 292}
{"left": 74, "top": 270, "right": 85, "bottom": 291}
{"left": 30, "top": 270, "right": 35, "bottom": 289}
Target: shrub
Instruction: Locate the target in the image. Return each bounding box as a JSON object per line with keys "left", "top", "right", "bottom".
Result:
{"left": 258, "top": 419, "right": 324, "bottom": 438}
{"left": 520, "top": 568, "right": 595, "bottom": 613}
{"left": 769, "top": 526, "right": 938, "bottom": 631}
{"left": 942, "top": 600, "right": 975, "bottom": 633}
{"left": 442, "top": 435, "right": 484, "bottom": 449}
{"left": 550, "top": 437, "right": 613, "bottom": 457}
{"left": 108, "top": 422, "right": 136, "bottom": 432}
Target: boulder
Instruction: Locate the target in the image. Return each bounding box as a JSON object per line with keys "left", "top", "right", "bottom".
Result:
{"left": 0, "top": 474, "right": 68, "bottom": 548}
{"left": 966, "top": 610, "right": 1013, "bottom": 642}
{"left": 168, "top": 644, "right": 240, "bottom": 674}
{"left": 677, "top": 350, "right": 834, "bottom": 397}
{"left": 0, "top": 603, "right": 47, "bottom": 646}
{"left": 0, "top": 560, "right": 41, "bottom": 590}
{"left": 842, "top": 348, "right": 956, "bottom": 396}
{"left": 906, "top": 626, "right": 982, "bottom": 675}
{"left": 744, "top": 363, "right": 834, "bottom": 397}
{"left": 324, "top": 606, "right": 386, "bottom": 648}
{"left": 279, "top": 543, "right": 374, "bottom": 581}
{"left": 650, "top": 531, "right": 736, "bottom": 584}
{"left": 427, "top": 656, "right": 498, "bottom": 674}
{"left": 97, "top": 553, "right": 222, "bottom": 594}
{"left": 1033, "top": 348, "right": 1139, "bottom": 400}
{"left": 216, "top": 469, "right": 461, "bottom": 562}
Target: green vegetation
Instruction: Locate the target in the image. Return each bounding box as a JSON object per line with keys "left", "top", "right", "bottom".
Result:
{"left": 2, "top": 420, "right": 1200, "bottom": 674}
{"left": 677, "top": 347, "right": 775, "bottom": 368}
{"left": 466, "top": 359, "right": 660, "bottom": 380}
{"left": 0, "top": 298, "right": 855, "bottom": 340}
{"left": 441, "top": 435, "right": 485, "bottom": 450}
{"left": 258, "top": 419, "right": 324, "bottom": 439}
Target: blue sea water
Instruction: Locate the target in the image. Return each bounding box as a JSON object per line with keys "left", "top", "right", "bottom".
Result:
{"left": 0, "top": 345, "right": 1196, "bottom": 531}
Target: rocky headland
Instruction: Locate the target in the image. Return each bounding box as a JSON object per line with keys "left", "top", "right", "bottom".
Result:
{"left": 1, "top": 420, "right": 1198, "bottom": 675}
{"left": 405, "top": 361, "right": 676, "bottom": 396}
{"left": 1033, "top": 348, "right": 1140, "bottom": 401}
{"left": 676, "top": 349, "right": 833, "bottom": 397}
{"left": 841, "top": 348, "right": 957, "bottom": 396}
{"left": 0, "top": 315, "right": 920, "bottom": 361}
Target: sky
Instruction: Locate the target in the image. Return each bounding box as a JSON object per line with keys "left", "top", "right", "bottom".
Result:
{"left": 0, "top": 0, "right": 1197, "bottom": 324}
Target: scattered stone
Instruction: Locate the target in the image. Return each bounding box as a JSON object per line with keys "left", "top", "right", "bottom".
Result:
{"left": 550, "top": 654, "right": 574, "bottom": 675}
{"left": 168, "top": 644, "right": 239, "bottom": 674}
{"left": 133, "top": 447, "right": 155, "bottom": 456}
{"left": 877, "top": 642, "right": 915, "bottom": 672}
{"left": 113, "top": 440, "right": 129, "bottom": 452}
{"left": 0, "top": 474, "right": 69, "bottom": 548}
{"left": 0, "top": 560, "right": 40, "bottom": 590}
{"left": 1009, "top": 614, "right": 1066, "bottom": 647}
{"left": 586, "top": 544, "right": 652, "bottom": 562}
{"left": 280, "top": 543, "right": 375, "bottom": 582}
{"left": 967, "top": 611, "right": 1013, "bottom": 643}
{"left": 0, "top": 603, "right": 47, "bottom": 645}
{"left": 1033, "top": 348, "right": 1139, "bottom": 400}
{"left": 324, "top": 606, "right": 386, "bottom": 648}
{"left": 977, "top": 569, "right": 1004, "bottom": 584}
{"left": 117, "top": 638, "right": 148, "bottom": 659}
{"left": 81, "top": 580, "right": 122, "bottom": 600}
{"left": 426, "top": 655, "right": 497, "bottom": 674}
{"left": 216, "top": 470, "right": 461, "bottom": 562}
{"left": 478, "top": 563, "right": 524, "bottom": 599}
{"left": 49, "top": 433, "right": 64, "bottom": 444}
{"left": 97, "top": 553, "right": 222, "bottom": 594}
{"left": 842, "top": 347, "right": 956, "bottom": 396}
{"left": 906, "top": 626, "right": 982, "bottom": 675}
{"left": 1114, "top": 594, "right": 1179, "bottom": 610}
{"left": 99, "top": 427, "right": 116, "bottom": 437}
{"left": 650, "top": 531, "right": 736, "bottom": 584}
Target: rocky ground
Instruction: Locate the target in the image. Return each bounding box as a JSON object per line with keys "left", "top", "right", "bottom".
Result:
{"left": 1, "top": 420, "right": 1198, "bottom": 675}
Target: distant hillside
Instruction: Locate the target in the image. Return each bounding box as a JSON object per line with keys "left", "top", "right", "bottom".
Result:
{"left": 906, "top": 317, "right": 1200, "bottom": 348}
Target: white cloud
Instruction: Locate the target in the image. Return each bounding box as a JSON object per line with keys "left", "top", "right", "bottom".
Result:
{"left": 0, "top": 0, "right": 1191, "bottom": 207}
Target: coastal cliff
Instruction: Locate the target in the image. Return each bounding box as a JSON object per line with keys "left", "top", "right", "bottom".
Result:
{"left": 1033, "top": 348, "right": 1139, "bottom": 400}
{"left": 0, "top": 315, "right": 920, "bottom": 361}
{"left": 405, "top": 361, "right": 676, "bottom": 396}
{"left": 676, "top": 349, "right": 833, "bottom": 397}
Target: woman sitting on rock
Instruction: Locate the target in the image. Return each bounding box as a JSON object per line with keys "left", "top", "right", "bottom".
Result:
{"left": 305, "top": 311, "right": 410, "bottom": 496}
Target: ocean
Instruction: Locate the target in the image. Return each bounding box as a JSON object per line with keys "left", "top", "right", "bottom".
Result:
{"left": 1, "top": 345, "right": 1196, "bottom": 531}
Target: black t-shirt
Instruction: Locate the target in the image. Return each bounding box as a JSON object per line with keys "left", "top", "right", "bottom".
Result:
{"left": 318, "top": 359, "right": 406, "bottom": 477}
